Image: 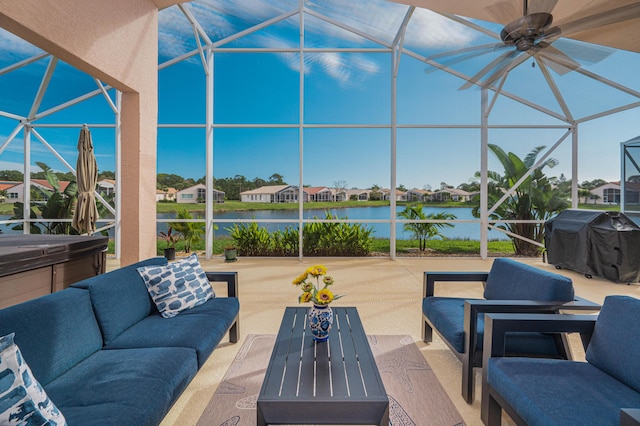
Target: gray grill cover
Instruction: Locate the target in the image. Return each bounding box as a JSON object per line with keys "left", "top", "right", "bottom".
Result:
{"left": 545, "top": 210, "right": 640, "bottom": 283}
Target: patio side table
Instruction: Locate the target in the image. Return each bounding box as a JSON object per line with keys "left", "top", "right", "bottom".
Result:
{"left": 257, "top": 306, "right": 389, "bottom": 426}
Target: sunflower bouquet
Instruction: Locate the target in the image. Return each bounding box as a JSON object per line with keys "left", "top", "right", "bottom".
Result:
{"left": 292, "top": 264, "right": 344, "bottom": 305}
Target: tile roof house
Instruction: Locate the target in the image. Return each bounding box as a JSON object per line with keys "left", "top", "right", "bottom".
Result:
{"left": 156, "top": 187, "right": 177, "bottom": 202}
{"left": 431, "top": 187, "right": 476, "bottom": 202}
{"left": 304, "top": 186, "right": 333, "bottom": 202}
{"left": 176, "top": 183, "right": 224, "bottom": 204}
{"left": 240, "top": 185, "right": 299, "bottom": 203}
{"left": 405, "top": 188, "right": 432, "bottom": 202}
{"left": 381, "top": 188, "right": 407, "bottom": 201}
{"left": 4, "top": 180, "right": 72, "bottom": 204}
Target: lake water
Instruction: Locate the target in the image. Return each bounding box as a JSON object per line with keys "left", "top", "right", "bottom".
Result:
{"left": 0, "top": 206, "right": 509, "bottom": 240}
{"left": 162, "top": 206, "right": 509, "bottom": 241}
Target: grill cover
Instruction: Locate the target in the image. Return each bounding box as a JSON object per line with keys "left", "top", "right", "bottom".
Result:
{"left": 545, "top": 209, "right": 640, "bottom": 283}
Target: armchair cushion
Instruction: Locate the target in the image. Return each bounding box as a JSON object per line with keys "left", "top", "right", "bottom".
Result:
{"left": 586, "top": 295, "right": 640, "bottom": 393}
{"left": 488, "top": 357, "right": 640, "bottom": 426}
{"left": 484, "top": 258, "right": 574, "bottom": 301}
{"left": 423, "top": 297, "right": 561, "bottom": 354}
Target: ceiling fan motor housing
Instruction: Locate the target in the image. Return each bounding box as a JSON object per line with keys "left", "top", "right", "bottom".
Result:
{"left": 501, "top": 12, "right": 554, "bottom": 51}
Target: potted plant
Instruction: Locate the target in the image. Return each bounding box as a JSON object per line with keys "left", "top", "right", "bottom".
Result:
{"left": 224, "top": 245, "right": 238, "bottom": 262}
{"left": 158, "top": 227, "right": 180, "bottom": 260}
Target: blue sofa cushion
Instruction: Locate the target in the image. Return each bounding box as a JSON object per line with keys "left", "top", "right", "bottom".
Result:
{"left": 484, "top": 258, "right": 574, "bottom": 301}
{"left": 137, "top": 253, "right": 214, "bottom": 318}
{"left": 0, "top": 333, "right": 67, "bottom": 426}
{"left": 488, "top": 357, "right": 640, "bottom": 426}
{"left": 45, "top": 346, "right": 197, "bottom": 426}
{"left": 586, "top": 295, "right": 640, "bottom": 393}
{"left": 0, "top": 288, "right": 102, "bottom": 385}
{"left": 72, "top": 257, "right": 167, "bottom": 345}
{"left": 423, "top": 297, "right": 560, "bottom": 355}
{"left": 103, "top": 297, "right": 240, "bottom": 368}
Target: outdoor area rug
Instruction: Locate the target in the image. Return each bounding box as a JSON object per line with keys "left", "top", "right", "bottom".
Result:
{"left": 197, "top": 334, "right": 465, "bottom": 425}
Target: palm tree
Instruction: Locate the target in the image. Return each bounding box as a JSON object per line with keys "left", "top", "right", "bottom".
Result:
{"left": 473, "top": 144, "right": 570, "bottom": 256}
{"left": 397, "top": 205, "right": 456, "bottom": 251}
{"left": 169, "top": 207, "right": 205, "bottom": 253}
{"left": 12, "top": 162, "right": 78, "bottom": 235}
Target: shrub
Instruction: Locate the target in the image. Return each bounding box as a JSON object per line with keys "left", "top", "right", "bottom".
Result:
{"left": 226, "top": 212, "right": 372, "bottom": 256}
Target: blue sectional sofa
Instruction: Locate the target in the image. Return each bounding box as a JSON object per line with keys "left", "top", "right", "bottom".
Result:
{"left": 0, "top": 257, "right": 239, "bottom": 425}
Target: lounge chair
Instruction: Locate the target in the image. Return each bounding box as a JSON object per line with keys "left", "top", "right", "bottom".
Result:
{"left": 422, "top": 258, "right": 600, "bottom": 403}
{"left": 482, "top": 295, "right": 640, "bottom": 425}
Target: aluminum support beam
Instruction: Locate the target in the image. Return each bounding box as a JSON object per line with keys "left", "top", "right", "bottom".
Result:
{"left": 205, "top": 46, "right": 214, "bottom": 259}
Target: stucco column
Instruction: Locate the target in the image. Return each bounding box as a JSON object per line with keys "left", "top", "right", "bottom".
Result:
{"left": 0, "top": 0, "right": 172, "bottom": 265}
{"left": 120, "top": 91, "right": 158, "bottom": 263}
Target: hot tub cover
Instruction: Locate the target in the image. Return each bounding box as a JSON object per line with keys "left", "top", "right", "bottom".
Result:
{"left": 0, "top": 234, "right": 108, "bottom": 278}
{"left": 545, "top": 209, "right": 640, "bottom": 283}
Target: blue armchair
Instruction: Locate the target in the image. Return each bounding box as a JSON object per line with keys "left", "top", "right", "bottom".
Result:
{"left": 422, "top": 258, "right": 600, "bottom": 403}
{"left": 483, "top": 295, "right": 640, "bottom": 425}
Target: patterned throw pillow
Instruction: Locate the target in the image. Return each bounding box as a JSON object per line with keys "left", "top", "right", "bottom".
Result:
{"left": 137, "top": 253, "right": 214, "bottom": 318}
{"left": 0, "top": 333, "right": 67, "bottom": 426}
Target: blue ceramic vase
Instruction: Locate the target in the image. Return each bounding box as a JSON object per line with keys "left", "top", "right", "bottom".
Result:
{"left": 308, "top": 304, "right": 333, "bottom": 342}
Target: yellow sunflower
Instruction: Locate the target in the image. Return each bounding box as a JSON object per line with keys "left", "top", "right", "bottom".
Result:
{"left": 299, "top": 292, "right": 312, "bottom": 303}
{"left": 315, "top": 288, "right": 334, "bottom": 304}
{"left": 292, "top": 272, "right": 308, "bottom": 286}
{"left": 306, "top": 264, "right": 327, "bottom": 277}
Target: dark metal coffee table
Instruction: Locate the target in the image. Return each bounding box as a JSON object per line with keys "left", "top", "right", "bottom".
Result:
{"left": 257, "top": 306, "right": 389, "bottom": 425}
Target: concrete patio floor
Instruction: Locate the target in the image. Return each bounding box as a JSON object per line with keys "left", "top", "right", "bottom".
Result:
{"left": 107, "top": 255, "right": 640, "bottom": 425}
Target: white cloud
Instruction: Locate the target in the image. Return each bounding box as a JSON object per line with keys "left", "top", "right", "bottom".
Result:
{"left": 405, "top": 8, "right": 478, "bottom": 49}
{"left": 158, "top": 1, "right": 478, "bottom": 85}
{"left": 0, "top": 29, "right": 43, "bottom": 60}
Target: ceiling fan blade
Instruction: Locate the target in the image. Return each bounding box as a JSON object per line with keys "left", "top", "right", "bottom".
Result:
{"left": 550, "top": 38, "right": 614, "bottom": 65}
{"left": 527, "top": 0, "right": 558, "bottom": 15}
{"left": 536, "top": 46, "right": 581, "bottom": 75}
{"left": 481, "top": 50, "right": 524, "bottom": 87}
{"left": 556, "top": 2, "right": 640, "bottom": 38}
{"left": 425, "top": 43, "right": 508, "bottom": 74}
{"left": 459, "top": 49, "right": 521, "bottom": 90}
{"left": 485, "top": 0, "right": 522, "bottom": 24}
{"left": 485, "top": 0, "right": 558, "bottom": 24}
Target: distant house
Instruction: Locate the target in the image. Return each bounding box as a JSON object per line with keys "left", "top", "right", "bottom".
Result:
{"left": 0, "top": 181, "right": 20, "bottom": 203}
{"left": 405, "top": 188, "right": 432, "bottom": 202}
{"left": 5, "top": 179, "right": 72, "bottom": 204}
{"left": 305, "top": 186, "right": 333, "bottom": 202}
{"left": 590, "top": 182, "right": 621, "bottom": 204}
{"left": 176, "top": 183, "right": 225, "bottom": 203}
{"left": 240, "top": 185, "right": 302, "bottom": 203}
{"left": 346, "top": 189, "right": 370, "bottom": 201}
{"left": 97, "top": 179, "right": 116, "bottom": 196}
{"left": 156, "top": 187, "right": 177, "bottom": 202}
{"left": 380, "top": 188, "right": 406, "bottom": 201}
{"left": 331, "top": 188, "right": 348, "bottom": 202}
{"left": 432, "top": 187, "right": 475, "bottom": 202}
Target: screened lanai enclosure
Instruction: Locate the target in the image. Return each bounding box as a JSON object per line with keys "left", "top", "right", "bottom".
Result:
{"left": 1, "top": 0, "right": 640, "bottom": 259}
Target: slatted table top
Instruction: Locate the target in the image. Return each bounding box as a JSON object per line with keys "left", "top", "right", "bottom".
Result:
{"left": 257, "top": 306, "right": 389, "bottom": 425}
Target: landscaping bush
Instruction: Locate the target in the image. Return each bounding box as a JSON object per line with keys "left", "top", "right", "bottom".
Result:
{"left": 227, "top": 212, "right": 372, "bottom": 256}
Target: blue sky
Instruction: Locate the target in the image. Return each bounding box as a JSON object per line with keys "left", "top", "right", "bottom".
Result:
{"left": 1, "top": 0, "right": 639, "bottom": 190}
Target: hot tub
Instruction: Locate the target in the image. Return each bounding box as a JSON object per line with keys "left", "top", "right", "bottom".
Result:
{"left": 0, "top": 234, "right": 108, "bottom": 309}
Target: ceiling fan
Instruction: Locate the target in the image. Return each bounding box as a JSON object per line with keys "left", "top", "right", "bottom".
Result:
{"left": 426, "top": 0, "right": 640, "bottom": 90}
